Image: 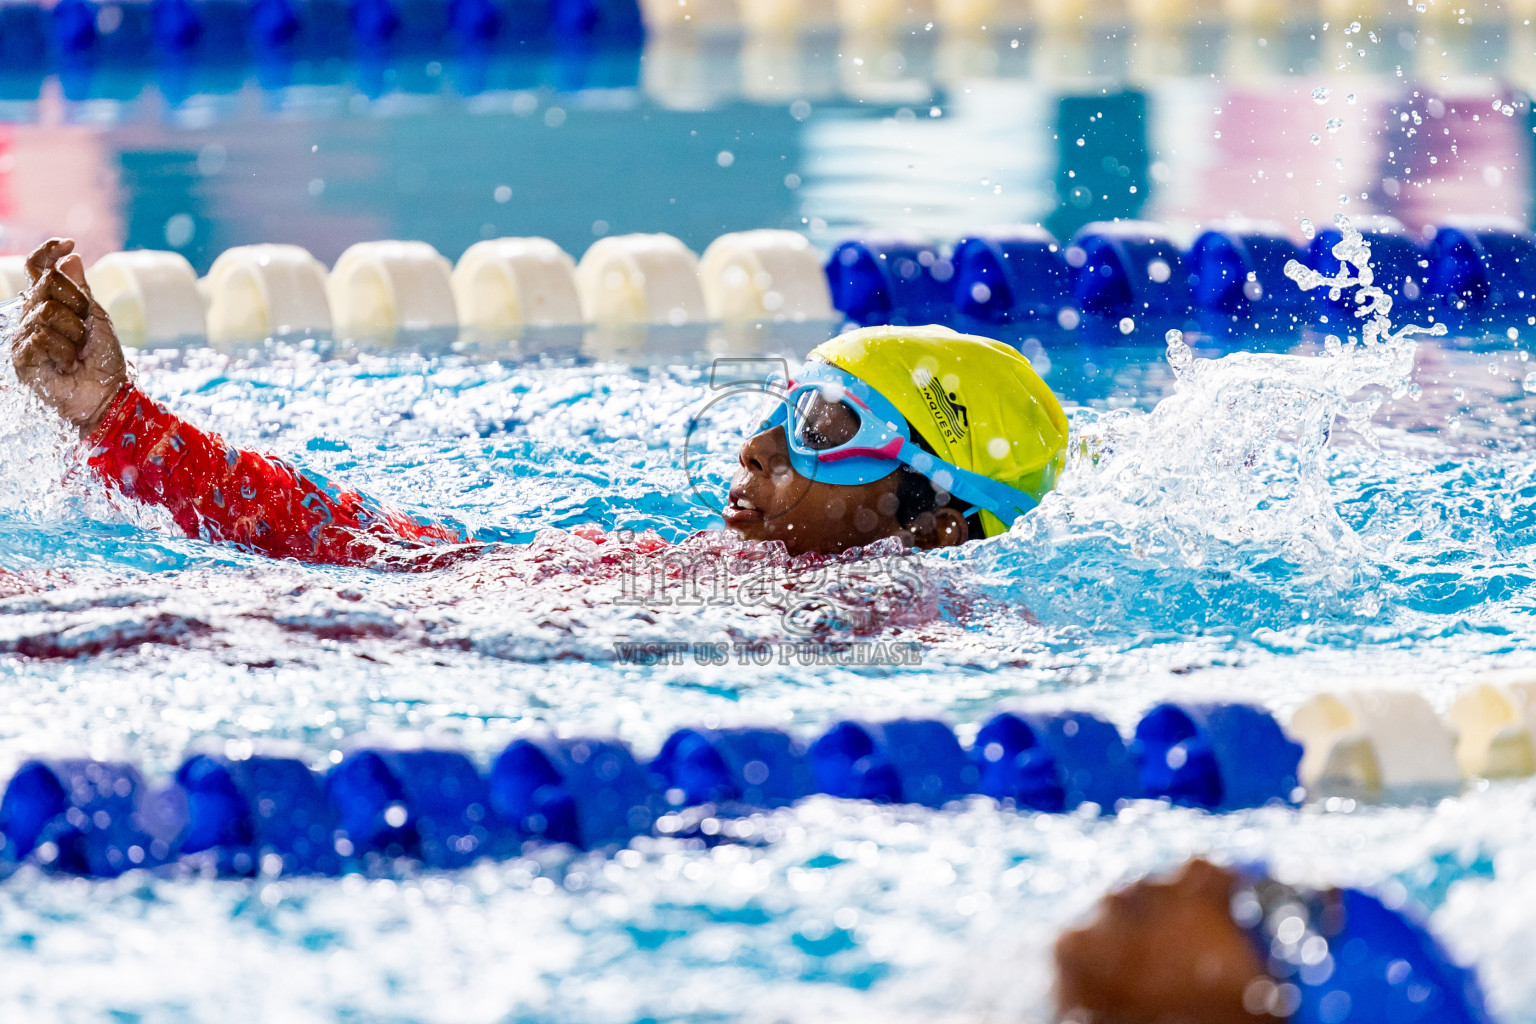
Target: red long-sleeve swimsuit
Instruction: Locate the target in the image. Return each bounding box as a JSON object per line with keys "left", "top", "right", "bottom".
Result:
{"left": 85, "top": 383, "right": 470, "bottom": 567}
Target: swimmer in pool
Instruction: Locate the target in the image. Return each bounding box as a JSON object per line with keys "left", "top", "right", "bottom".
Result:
{"left": 1054, "top": 857, "right": 1493, "bottom": 1024}
{"left": 9, "top": 238, "right": 1067, "bottom": 564}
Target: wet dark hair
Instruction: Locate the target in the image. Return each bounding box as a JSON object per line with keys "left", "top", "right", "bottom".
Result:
{"left": 894, "top": 424, "right": 985, "bottom": 540}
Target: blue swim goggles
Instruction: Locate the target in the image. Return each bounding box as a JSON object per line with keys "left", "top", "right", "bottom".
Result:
{"left": 753, "top": 359, "right": 1040, "bottom": 528}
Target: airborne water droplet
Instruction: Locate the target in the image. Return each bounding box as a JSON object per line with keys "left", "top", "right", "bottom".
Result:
{"left": 1119, "top": 317, "right": 1136, "bottom": 335}
{"left": 1310, "top": 133, "right": 1322, "bottom": 145}
{"left": 1524, "top": 372, "right": 1536, "bottom": 393}
{"left": 1300, "top": 218, "right": 1315, "bottom": 239}
{"left": 1312, "top": 86, "right": 1331, "bottom": 104}
{"left": 1164, "top": 329, "right": 1193, "bottom": 375}
{"left": 1326, "top": 117, "right": 1344, "bottom": 133}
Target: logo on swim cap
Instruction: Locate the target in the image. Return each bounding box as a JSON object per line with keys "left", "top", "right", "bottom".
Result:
{"left": 914, "top": 371, "right": 969, "bottom": 446}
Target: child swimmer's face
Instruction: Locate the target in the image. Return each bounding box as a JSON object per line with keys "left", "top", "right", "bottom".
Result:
{"left": 723, "top": 411, "right": 970, "bottom": 557}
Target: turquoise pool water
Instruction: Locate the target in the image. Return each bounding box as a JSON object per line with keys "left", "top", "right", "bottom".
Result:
{"left": 6, "top": 12, "right": 1536, "bottom": 1023}
{"left": 4, "top": 296, "right": 1536, "bottom": 1019}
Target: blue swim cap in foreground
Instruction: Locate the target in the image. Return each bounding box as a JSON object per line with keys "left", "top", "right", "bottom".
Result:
{"left": 1235, "top": 872, "right": 1492, "bottom": 1024}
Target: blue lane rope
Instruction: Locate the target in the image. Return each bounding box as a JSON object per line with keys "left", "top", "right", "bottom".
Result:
{"left": 826, "top": 220, "right": 1536, "bottom": 333}
{"left": 0, "top": 716, "right": 1489, "bottom": 1022}
{"left": 10, "top": 0, "right": 641, "bottom": 63}
{"left": 0, "top": 701, "right": 1303, "bottom": 879}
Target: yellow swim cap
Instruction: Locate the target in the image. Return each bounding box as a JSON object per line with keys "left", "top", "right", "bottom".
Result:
{"left": 808, "top": 325, "right": 1068, "bottom": 537}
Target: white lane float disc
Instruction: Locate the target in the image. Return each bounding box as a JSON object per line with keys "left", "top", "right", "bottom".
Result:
{"left": 576, "top": 233, "right": 707, "bottom": 327}
{"left": 1451, "top": 673, "right": 1536, "bottom": 778}
{"left": 327, "top": 241, "right": 457, "bottom": 341}
{"left": 699, "top": 229, "right": 834, "bottom": 324}
{"left": 1288, "top": 688, "right": 1462, "bottom": 800}
{"left": 0, "top": 255, "right": 27, "bottom": 301}
{"left": 202, "top": 244, "right": 333, "bottom": 343}
{"left": 86, "top": 250, "right": 207, "bottom": 347}
{"left": 453, "top": 237, "right": 583, "bottom": 336}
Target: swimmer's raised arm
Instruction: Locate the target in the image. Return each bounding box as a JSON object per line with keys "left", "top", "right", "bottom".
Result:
{"left": 12, "top": 238, "right": 128, "bottom": 436}
{"left": 9, "top": 238, "right": 471, "bottom": 567}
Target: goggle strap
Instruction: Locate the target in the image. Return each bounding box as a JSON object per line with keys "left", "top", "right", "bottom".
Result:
{"left": 894, "top": 439, "right": 1037, "bottom": 528}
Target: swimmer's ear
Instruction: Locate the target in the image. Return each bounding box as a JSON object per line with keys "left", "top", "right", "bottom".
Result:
{"left": 906, "top": 507, "right": 969, "bottom": 549}
{"left": 931, "top": 507, "right": 969, "bottom": 548}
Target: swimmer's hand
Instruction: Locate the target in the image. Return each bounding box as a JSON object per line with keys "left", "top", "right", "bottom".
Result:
{"left": 11, "top": 238, "right": 129, "bottom": 437}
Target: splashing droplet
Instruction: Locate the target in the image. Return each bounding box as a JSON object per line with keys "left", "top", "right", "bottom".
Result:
{"left": 1300, "top": 218, "right": 1315, "bottom": 239}
{"left": 1165, "top": 329, "right": 1193, "bottom": 376}
{"left": 1119, "top": 317, "right": 1136, "bottom": 335}
{"left": 1524, "top": 372, "right": 1536, "bottom": 393}
{"left": 1326, "top": 117, "right": 1344, "bottom": 133}
{"left": 1312, "top": 86, "right": 1331, "bottom": 104}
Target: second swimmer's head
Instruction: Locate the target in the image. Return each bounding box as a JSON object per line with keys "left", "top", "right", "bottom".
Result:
{"left": 723, "top": 325, "right": 1068, "bottom": 557}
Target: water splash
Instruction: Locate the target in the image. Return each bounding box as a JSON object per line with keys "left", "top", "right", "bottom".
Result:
{"left": 976, "top": 222, "right": 1448, "bottom": 634}
{"left": 0, "top": 299, "right": 84, "bottom": 522}
{"left": 1281, "top": 217, "right": 1447, "bottom": 350}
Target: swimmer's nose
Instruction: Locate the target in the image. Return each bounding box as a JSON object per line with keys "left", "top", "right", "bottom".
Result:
{"left": 738, "top": 424, "right": 787, "bottom": 477}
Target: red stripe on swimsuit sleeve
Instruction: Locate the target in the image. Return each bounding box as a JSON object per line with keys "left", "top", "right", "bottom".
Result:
{"left": 84, "top": 383, "right": 471, "bottom": 567}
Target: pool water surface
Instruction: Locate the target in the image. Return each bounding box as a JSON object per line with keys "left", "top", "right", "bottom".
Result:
{"left": 4, "top": 300, "right": 1536, "bottom": 1020}
{"left": 6, "top": 9, "right": 1536, "bottom": 1022}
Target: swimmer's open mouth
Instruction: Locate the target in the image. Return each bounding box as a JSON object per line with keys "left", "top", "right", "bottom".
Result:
{"left": 723, "top": 491, "right": 765, "bottom": 524}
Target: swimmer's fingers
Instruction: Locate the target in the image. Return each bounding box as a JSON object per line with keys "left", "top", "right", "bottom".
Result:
{"left": 24, "top": 238, "right": 76, "bottom": 286}
{"left": 20, "top": 268, "right": 89, "bottom": 322}
{"left": 54, "top": 254, "right": 103, "bottom": 313}
{"left": 20, "top": 298, "right": 88, "bottom": 349}
{"left": 13, "top": 324, "right": 81, "bottom": 375}
{"left": 26, "top": 268, "right": 91, "bottom": 320}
